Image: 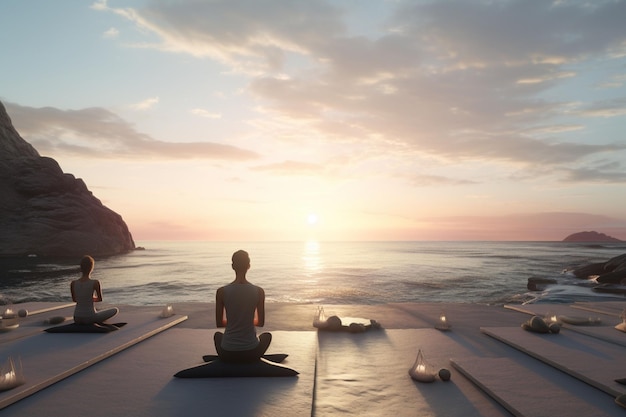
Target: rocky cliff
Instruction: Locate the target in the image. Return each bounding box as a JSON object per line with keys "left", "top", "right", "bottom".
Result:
{"left": 0, "top": 101, "right": 135, "bottom": 257}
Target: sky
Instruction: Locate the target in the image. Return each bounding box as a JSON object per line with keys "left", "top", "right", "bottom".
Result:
{"left": 1, "top": 0, "right": 626, "bottom": 242}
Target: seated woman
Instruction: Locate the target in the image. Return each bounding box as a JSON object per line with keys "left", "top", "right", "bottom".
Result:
{"left": 70, "top": 255, "right": 119, "bottom": 325}
{"left": 214, "top": 250, "right": 271, "bottom": 363}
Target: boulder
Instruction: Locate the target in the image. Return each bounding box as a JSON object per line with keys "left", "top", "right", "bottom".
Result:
{"left": 0, "top": 100, "right": 135, "bottom": 257}
{"left": 603, "top": 253, "right": 626, "bottom": 271}
{"left": 527, "top": 277, "right": 557, "bottom": 291}
{"left": 571, "top": 262, "right": 607, "bottom": 279}
{"left": 596, "top": 269, "right": 626, "bottom": 284}
{"left": 572, "top": 253, "right": 626, "bottom": 284}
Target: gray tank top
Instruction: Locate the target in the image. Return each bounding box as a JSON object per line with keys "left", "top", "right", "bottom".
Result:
{"left": 73, "top": 279, "right": 97, "bottom": 318}
{"left": 221, "top": 282, "right": 260, "bottom": 351}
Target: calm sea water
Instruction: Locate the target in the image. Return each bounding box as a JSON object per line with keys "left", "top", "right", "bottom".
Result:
{"left": 1, "top": 241, "right": 625, "bottom": 307}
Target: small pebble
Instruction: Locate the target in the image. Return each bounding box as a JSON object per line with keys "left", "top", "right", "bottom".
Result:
{"left": 548, "top": 323, "right": 561, "bottom": 334}
{"left": 438, "top": 368, "right": 451, "bottom": 381}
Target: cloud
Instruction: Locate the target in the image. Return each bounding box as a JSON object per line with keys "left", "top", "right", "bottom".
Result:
{"left": 577, "top": 98, "right": 626, "bottom": 118}
{"left": 102, "top": 27, "right": 119, "bottom": 39}
{"left": 596, "top": 73, "right": 626, "bottom": 89}
{"left": 516, "top": 71, "right": 576, "bottom": 85}
{"left": 94, "top": 0, "right": 345, "bottom": 73}
{"left": 4, "top": 102, "right": 258, "bottom": 161}
{"left": 131, "top": 97, "right": 159, "bottom": 110}
{"left": 523, "top": 124, "right": 585, "bottom": 136}
{"left": 408, "top": 174, "right": 477, "bottom": 187}
{"left": 562, "top": 161, "right": 626, "bottom": 183}
{"left": 190, "top": 108, "right": 222, "bottom": 119}
{"left": 253, "top": 160, "right": 324, "bottom": 175}
{"left": 391, "top": 0, "right": 626, "bottom": 67}
{"left": 91, "top": 0, "right": 626, "bottom": 180}
{"left": 90, "top": 0, "right": 107, "bottom": 11}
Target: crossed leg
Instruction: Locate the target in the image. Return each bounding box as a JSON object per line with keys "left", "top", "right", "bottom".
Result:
{"left": 214, "top": 331, "right": 272, "bottom": 363}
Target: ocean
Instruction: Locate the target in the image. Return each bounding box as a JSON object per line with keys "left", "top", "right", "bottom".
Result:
{"left": 1, "top": 241, "right": 625, "bottom": 307}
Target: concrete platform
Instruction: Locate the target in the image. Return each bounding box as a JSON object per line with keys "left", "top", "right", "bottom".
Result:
{"left": 452, "top": 357, "right": 620, "bottom": 417}
{"left": 0, "top": 301, "right": 625, "bottom": 416}
{"left": 481, "top": 326, "right": 626, "bottom": 397}
{"left": 1, "top": 302, "right": 75, "bottom": 317}
{"left": 0, "top": 302, "right": 76, "bottom": 345}
{"left": 504, "top": 302, "right": 612, "bottom": 322}
{"left": 0, "top": 307, "right": 187, "bottom": 409}
{"left": 0, "top": 329, "right": 316, "bottom": 417}
{"left": 316, "top": 328, "right": 509, "bottom": 417}
{"left": 572, "top": 301, "right": 626, "bottom": 317}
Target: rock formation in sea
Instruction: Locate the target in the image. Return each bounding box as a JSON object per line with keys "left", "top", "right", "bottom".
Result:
{"left": 0, "top": 100, "right": 135, "bottom": 257}
{"left": 562, "top": 231, "right": 622, "bottom": 242}
{"left": 572, "top": 253, "right": 626, "bottom": 284}
{"left": 526, "top": 277, "right": 557, "bottom": 291}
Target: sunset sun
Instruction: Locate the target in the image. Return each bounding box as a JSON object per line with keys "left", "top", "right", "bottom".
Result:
{"left": 307, "top": 213, "right": 319, "bottom": 225}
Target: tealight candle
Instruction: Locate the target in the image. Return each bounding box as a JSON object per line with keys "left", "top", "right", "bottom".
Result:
{"left": 435, "top": 312, "right": 451, "bottom": 330}
{"left": 409, "top": 349, "right": 436, "bottom": 382}
{"left": 313, "top": 306, "right": 327, "bottom": 328}
{"left": 545, "top": 311, "right": 558, "bottom": 324}
{"left": 159, "top": 304, "right": 175, "bottom": 318}
{"left": 0, "top": 357, "right": 23, "bottom": 390}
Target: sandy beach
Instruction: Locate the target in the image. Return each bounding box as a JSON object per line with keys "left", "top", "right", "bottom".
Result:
{"left": 1, "top": 300, "right": 625, "bottom": 416}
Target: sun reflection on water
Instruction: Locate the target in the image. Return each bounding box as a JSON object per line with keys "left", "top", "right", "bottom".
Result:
{"left": 302, "top": 240, "right": 322, "bottom": 277}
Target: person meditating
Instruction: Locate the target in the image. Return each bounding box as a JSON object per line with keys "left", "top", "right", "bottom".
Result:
{"left": 70, "top": 255, "right": 119, "bottom": 325}
{"left": 214, "top": 250, "right": 272, "bottom": 363}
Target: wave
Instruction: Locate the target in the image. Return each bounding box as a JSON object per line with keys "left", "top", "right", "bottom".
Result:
{"left": 1, "top": 241, "right": 624, "bottom": 306}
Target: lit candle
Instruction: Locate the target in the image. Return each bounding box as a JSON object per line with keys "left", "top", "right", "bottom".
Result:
{"left": 2, "top": 370, "right": 15, "bottom": 382}
{"left": 159, "top": 304, "right": 174, "bottom": 318}
{"left": 436, "top": 312, "right": 450, "bottom": 330}
{"left": 545, "top": 311, "right": 558, "bottom": 323}
{"left": 409, "top": 349, "right": 436, "bottom": 382}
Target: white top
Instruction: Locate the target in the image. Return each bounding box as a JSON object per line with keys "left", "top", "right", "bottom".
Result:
{"left": 73, "top": 279, "right": 97, "bottom": 319}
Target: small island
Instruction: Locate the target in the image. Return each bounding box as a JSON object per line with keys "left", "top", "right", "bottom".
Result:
{"left": 562, "top": 231, "right": 623, "bottom": 243}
